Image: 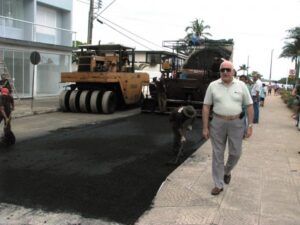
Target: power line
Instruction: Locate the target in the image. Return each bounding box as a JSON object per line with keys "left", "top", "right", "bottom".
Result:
{"left": 97, "top": 0, "right": 116, "bottom": 15}
{"left": 99, "top": 20, "right": 152, "bottom": 50}
{"left": 99, "top": 16, "right": 164, "bottom": 50}
{"left": 78, "top": 0, "right": 168, "bottom": 50}
{"left": 76, "top": 0, "right": 89, "bottom": 5}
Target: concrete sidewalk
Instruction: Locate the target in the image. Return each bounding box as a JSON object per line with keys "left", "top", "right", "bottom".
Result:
{"left": 12, "top": 96, "right": 60, "bottom": 118}
{"left": 137, "top": 95, "right": 300, "bottom": 225}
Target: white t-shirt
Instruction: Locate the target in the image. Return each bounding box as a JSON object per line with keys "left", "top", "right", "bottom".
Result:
{"left": 203, "top": 78, "right": 253, "bottom": 116}
{"left": 251, "top": 79, "right": 262, "bottom": 96}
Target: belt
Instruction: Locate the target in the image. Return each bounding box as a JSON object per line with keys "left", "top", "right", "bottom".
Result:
{"left": 214, "top": 113, "right": 240, "bottom": 120}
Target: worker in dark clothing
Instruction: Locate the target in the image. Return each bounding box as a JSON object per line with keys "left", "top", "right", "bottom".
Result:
{"left": 0, "top": 93, "right": 9, "bottom": 124}
{"left": 168, "top": 105, "right": 197, "bottom": 164}
{"left": 0, "top": 74, "right": 12, "bottom": 94}
{"left": 120, "top": 48, "right": 129, "bottom": 71}
{"left": 161, "top": 59, "right": 171, "bottom": 78}
{"left": 0, "top": 87, "right": 15, "bottom": 146}
{"left": 155, "top": 74, "right": 167, "bottom": 113}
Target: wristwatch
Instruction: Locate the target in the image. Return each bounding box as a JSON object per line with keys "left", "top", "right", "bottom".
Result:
{"left": 248, "top": 124, "right": 253, "bottom": 128}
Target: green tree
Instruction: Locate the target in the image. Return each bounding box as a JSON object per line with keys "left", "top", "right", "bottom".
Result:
{"left": 280, "top": 27, "right": 300, "bottom": 84}
{"left": 134, "top": 63, "right": 149, "bottom": 70}
{"left": 184, "top": 19, "right": 212, "bottom": 44}
{"left": 278, "top": 77, "right": 296, "bottom": 86}
{"left": 72, "top": 40, "right": 86, "bottom": 64}
{"left": 248, "top": 71, "right": 263, "bottom": 81}
{"left": 72, "top": 40, "right": 85, "bottom": 48}
{"left": 237, "top": 64, "right": 249, "bottom": 75}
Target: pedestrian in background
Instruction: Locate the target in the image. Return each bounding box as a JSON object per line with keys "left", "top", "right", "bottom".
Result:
{"left": 291, "top": 84, "right": 300, "bottom": 127}
{"left": 251, "top": 74, "right": 262, "bottom": 123}
{"left": 274, "top": 82, "right": 280, "bottom": 95}
{"left": 202, "top": 60, "right": 253, "bottom": 195}
{"left": 155, "top": 74, "right": 167, "bottom": 113}
{"left": 267, "top": 84, "right": 272, "bottom": 95}
{"left": 239, "top": 75, "right": 251, "bottom": 137}
{"left": 260, "top": 83, "right": 267, "bottom": 107}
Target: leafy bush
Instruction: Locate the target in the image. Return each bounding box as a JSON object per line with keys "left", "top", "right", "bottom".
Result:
{"left": 280, "top": 90, "right": 294, "bottom": 108}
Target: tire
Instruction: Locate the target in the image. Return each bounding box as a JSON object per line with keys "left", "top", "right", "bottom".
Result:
{"left": 59, "top": 90, "right": 71, "bottom": 112}
{"left": 69, "top": 90, "right": 81, "bottom": 112}
{"left": 79, "top": 90, "right": 92, "bottom": 113}
{"left": 90, "top": 90, "right": 104, "bottom": 113}
{"left": 102, "top": 91, "right": 117, "bottom": 114}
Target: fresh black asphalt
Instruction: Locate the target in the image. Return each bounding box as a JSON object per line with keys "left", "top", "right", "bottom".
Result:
{"left": 0, "top": 113, "right": 204, "bottom": 225}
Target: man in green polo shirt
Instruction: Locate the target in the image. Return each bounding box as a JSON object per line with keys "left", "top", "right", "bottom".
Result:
{"left": 202, "top": 60, "right": 254, "bottom": 195}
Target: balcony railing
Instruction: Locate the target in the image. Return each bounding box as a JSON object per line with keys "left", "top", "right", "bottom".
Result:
{"left": 0, "top": 16, "right": 76, "bottom": 47}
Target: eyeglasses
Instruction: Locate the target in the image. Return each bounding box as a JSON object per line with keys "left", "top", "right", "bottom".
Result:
{"left": 220, "top": 68, "right": 232, "bottom": 73}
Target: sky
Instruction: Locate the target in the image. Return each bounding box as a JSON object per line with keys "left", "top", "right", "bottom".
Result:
{"left": 73, "top": 0, "right": 300, "bottom": 81}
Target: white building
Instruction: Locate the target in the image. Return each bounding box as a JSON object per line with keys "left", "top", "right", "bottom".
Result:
{"left": 135, "top": 50, "right": 186, "bottom": 80}
{"left": 0, "top": 0, "right": 74, "bottom": 98}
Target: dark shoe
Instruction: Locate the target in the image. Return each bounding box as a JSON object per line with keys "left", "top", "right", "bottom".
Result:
{"left": 224, "top": 174, "right": 231, "bottom": 184}
{"left": 211, "top": 187, "right": 223, "bottom": 195}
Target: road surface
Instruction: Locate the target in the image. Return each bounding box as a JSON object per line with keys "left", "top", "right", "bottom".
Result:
{"left": 0, "top": 112, "right": 205, "bottom": 224}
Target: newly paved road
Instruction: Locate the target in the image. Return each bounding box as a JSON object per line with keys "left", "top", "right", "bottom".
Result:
{"left": 0, "top": 111, "right": 204, "bottom": 225}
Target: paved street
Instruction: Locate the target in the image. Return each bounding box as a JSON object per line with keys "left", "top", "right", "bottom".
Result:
{"left": 0, "top": 99, "right": 204, "bottom": 225}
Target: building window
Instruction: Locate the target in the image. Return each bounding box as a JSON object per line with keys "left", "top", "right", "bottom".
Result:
{"left": 36, "top": 5, "right": 57, "bottom": 44}
{"left": 146, "top": 53, "right": 160, "bottom": 66}
{"left": 0, "top": 0, "right": 24, "bottom": 20}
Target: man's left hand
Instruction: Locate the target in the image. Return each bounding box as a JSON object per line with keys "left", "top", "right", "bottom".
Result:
{"left": 245, "top": 127, "right": 253, "bottom": 138}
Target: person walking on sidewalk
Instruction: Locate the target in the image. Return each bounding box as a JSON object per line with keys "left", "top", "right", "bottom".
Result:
{"left": 251, "top": 74, "right": 262, "bottom": 123}
{"left": 202, "top": 60, "right": 254, "bottom": 195}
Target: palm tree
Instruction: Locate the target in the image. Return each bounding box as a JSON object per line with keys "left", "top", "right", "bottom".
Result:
{"left": 134, "top": 63, "right": 149, "bottom": 70}
{"left": 238, "top": 64, "right": 249, "bottom": 75}
{"left": 280, "top": 27, "right": 300, "bottom": 83}
{"left": 184, "top": 19, "right": 212, "bottom": 46}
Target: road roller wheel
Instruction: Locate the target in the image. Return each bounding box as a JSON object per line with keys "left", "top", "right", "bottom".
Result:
{"left": 69, "top": 90, "right": 81, "bottom": 112}
{"left": 59, "top": 90, "right": 71, "bottom": 112}
{"left": 102, "top": 90, "right": 117, "bottom": 114}
{"left": 90, "top": 90, "right": 104, "bottom": 113}
{"left": 79, "top": 90, "right": 92, "bottom": 113}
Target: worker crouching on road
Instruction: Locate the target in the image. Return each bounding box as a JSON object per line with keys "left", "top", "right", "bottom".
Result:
{"left": 168, "top": 105, "right": 197, "bottom": 165}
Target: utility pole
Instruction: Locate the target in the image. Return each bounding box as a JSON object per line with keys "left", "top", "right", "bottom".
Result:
{"left": 269, "top": 49, "right": 274, "bottom": 85}
{"left": 87, "top": 0, "right": 94, "bottom": 44}
{"left": 87, "top": 0, "right": 103, "bottom": 44}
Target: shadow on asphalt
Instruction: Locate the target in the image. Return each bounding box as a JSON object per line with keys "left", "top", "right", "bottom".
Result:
{"left": 0, "top": 113, "right": 205, "bottom": 225}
